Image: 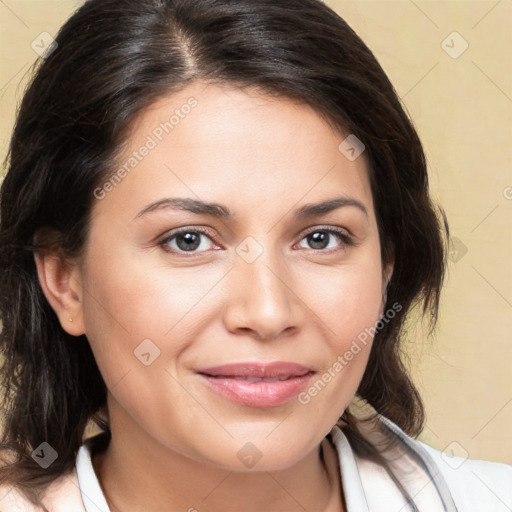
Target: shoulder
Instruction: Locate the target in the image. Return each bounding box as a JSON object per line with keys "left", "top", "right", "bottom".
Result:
{"left": 0, "top": 468, "right": 85, "bottom": 512}
{"left": 418, "top": 440, "right": 512, "bottom": 512}
{"left": 378, "top": 415, "right": 512, "bottom": 512}
{"left": 341, "top": 413, "right": 512, "bottom": 512}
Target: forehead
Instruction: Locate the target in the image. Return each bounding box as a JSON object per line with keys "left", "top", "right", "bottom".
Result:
{"left": 93, "top": 82, "right": 374, "bottom": 222}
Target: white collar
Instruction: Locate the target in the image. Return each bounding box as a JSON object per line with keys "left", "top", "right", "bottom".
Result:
{"left": 76, "top": 419, "right": 456, "bottom": 512}
{"left": 76, "top": 432, "right": 111, "bottom": 512}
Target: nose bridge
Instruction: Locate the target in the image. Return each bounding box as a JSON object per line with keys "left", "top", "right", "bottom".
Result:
{"left": 224, "top": 236, "right": 299, "bottom": 338}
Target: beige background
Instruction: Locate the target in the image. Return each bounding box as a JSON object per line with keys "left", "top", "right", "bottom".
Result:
{"left": 1, "top": 1, "right": 511, "bottom": 464}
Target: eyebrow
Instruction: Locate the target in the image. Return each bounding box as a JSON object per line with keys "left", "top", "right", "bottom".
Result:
{"left": 135, "top": 196, "right": 368, "bottom": 220}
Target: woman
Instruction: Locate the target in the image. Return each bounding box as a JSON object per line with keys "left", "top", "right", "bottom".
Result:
{"left": 0, "top": 0, "right": 510, "bottom": 511}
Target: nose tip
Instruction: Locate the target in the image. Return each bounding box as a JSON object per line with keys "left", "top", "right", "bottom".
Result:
{"left": 222, "top": 255, "right": 300, "bottom": 341}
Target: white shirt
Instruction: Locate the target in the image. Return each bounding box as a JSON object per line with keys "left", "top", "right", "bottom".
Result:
{"left": 1, "top": 416, "right": 511, "bottom": 511}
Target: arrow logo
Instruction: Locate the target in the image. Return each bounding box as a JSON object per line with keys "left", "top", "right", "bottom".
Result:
{"left": 134, "top": 339, "right": 161, "bottom": 365}
{"left": 236, "top": 237, "right": 263, "bottom": 263}
{"left": 338, "top": 134, "right": 365, "bottom": 161}
{"left": 237, "top": 442, "right": 262, "bottom": 468}
{"left": 31, "top": 442, "right": 58, "bottom": 468}
{"left": 31, "top": 32, "right": 58, "bottom": 59}
{"left": 441, "top": 31, "right": 468, "bottom": 59}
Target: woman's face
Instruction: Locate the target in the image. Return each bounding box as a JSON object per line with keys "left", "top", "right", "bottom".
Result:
{"left": 72, "top": 82, "right": 392, "bottom": 470}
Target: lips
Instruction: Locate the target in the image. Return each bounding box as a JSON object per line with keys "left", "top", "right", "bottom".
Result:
{"left": 196, "top": 362, "right": 315, "bottom": 408}
{"left": 196, "top": 361, "right": 313, "bottom": 379}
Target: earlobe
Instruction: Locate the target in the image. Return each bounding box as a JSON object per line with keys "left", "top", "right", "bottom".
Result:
{"left": 34, "top": 252, "right": 86, "bottom": 336}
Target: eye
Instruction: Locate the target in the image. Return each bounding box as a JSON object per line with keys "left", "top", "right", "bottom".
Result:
{"left": 297, "top": 227, "right": 354, "bottom": 252}
{"left": 158, "top": 226, "right": 355, "bottom": 257}
{"left": 158, "top": 228, "right": 218, "bottom": 255}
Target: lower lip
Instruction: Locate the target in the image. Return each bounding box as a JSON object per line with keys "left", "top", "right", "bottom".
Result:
{"left": 198, "top": 372, "right": 315, "bottom": 408}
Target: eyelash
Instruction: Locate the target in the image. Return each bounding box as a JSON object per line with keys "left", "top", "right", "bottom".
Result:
{"left": 157, "top": 226, "right": 355, "bottom": 257}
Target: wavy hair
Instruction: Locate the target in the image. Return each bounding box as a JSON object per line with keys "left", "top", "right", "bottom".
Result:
{"left": 0, "top": 0, "right": 448, "bottom": 508}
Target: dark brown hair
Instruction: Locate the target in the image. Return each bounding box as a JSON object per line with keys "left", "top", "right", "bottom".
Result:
{"left": 0, "top": 0, "right": 448, "bottom": 508}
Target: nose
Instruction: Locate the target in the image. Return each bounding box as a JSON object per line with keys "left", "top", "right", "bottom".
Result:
{"left": 222, "top": 247, "right": 302, "bottom": 341}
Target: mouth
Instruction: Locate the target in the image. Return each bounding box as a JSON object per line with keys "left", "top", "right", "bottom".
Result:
{"left": 196, "top": 362, "right": 315, "bottom": 408}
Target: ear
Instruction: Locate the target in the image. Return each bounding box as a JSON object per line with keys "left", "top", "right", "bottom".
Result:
{"left": 34, "top": 251, "right": 86, "bottom": 336}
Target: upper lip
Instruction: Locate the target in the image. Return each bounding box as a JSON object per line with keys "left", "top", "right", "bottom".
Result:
{"left": 197, "top": 362, "right": 313, "bottom": 378}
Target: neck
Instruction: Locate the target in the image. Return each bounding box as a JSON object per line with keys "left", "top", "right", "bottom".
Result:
{"left": 92, "top": 405, "right": 344, "bottom": 512}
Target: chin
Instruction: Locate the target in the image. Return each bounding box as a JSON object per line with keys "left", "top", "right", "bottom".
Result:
{"left": 205, "top": 439, "right": 312, "bottom": 473}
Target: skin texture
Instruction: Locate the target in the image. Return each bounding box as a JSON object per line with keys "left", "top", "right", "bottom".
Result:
{"left": 36, "top": 81, "right": 393, "bottom": 512}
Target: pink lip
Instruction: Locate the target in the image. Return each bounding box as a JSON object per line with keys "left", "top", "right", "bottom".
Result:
{"left": 196, "top": 362, "right": 315, "bottom": 408}
{"left": 197, "top": 361, "right": 313, "bottom": 378}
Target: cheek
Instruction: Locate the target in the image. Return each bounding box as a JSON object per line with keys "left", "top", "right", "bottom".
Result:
{"left": 80, "top": 240, "right": 227, "bottom": 383}
{"left": 293, "top": 252, "right": 384, "bottom": 408}
{"left": 80, "top": 255, "right": 207, "bottom": 449}
{"left": 300, "top": 253, "right": 384, "bottom": 343}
